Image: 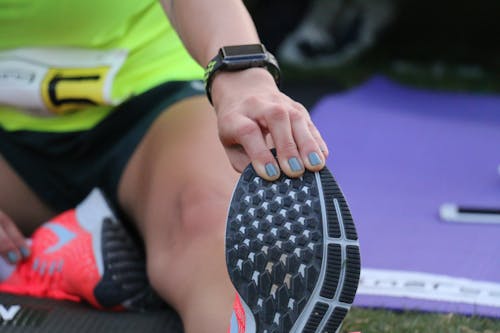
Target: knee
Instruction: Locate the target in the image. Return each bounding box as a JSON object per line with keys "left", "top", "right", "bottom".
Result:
{"left": 144, "top": 183, "right": 232, "bottom": 302}
{"left": 177, "top": 184, "right": 231, "bottom": 240}
{"left": 140, "top": 173, "right": 234, "bottom": 284}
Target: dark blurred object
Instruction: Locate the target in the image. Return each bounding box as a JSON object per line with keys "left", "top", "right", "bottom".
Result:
{"left": 246, "top": 0, "right": 499, "bottom": 71}
{"left": 380, "top": 0, "right": 500, "bottom": 70}
{"left": 245, "top": 0, "right": 313, "bottom": 53}
{"left": 246, "top": 0, "right": 395, "bottom": 68}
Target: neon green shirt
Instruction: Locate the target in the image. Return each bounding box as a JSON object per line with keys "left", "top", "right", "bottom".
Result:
{"left": 0, "top": 0, "right": 203, "bottom": 132}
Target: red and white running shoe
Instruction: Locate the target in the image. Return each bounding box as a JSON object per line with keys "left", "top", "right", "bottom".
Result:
{"left": 0, "top": 189, "right": 164, "bottom": 311}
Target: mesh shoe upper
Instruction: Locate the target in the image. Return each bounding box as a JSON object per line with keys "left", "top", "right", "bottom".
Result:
{"left": 0, "top": 188, "right": 165, "bottom": 311}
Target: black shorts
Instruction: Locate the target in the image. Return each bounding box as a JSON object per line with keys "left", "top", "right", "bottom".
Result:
{"left": 0, "top": 80, "right": 204, "bottom": 214}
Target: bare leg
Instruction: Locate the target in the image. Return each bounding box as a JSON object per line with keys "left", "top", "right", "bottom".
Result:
{"left": 118, "top": 96, "right": 238, "bottom": 333}
{"left": 0, "top": 155, "right": 56, "bottom": 235}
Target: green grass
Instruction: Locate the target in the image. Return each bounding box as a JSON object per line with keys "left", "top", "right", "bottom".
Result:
{"left": 340, "top": 308, "right": 500, "bottom": 333}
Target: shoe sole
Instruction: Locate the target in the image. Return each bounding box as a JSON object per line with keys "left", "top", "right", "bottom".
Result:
{"left": 76, "top": 189, "right": 165, "bottom": 311}
{"left": 225, "top": 165, "right": 361, "bottom": 333}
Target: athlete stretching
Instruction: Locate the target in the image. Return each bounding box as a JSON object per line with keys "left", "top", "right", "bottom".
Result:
{"left": 0, "top": 1, "right": 360, "bottom": 332}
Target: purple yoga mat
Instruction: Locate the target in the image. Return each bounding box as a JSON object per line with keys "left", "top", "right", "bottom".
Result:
{"left": 311, "top": 76, "right": 500, "bottom": 317}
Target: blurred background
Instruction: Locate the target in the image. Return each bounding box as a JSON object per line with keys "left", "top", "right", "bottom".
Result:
{"left": 246, "top": 0, "right": 500, "bottom": 108}
{"left": 244, "top": 1, "right": 500, "bottom": 332}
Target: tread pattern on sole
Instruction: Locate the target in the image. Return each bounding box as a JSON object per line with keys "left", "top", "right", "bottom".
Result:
{"left": 94, "top": 218, "right": 166, "bottom": 311}
{"left": 226, "top": 164, "right": 361, "bottom": 333}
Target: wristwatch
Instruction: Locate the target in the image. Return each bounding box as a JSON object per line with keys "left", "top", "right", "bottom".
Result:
{"left": 203, "top": 44, "right": 281, "bottom": 105}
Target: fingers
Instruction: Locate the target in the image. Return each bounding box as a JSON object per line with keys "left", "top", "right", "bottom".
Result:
{"left": 263, "top": 104, "right": 304, "bottom": 177}
{"left": 262, "top": 101, "right": 326, "bottom": 176}
{"left": 224, "top": 145, "right": 251, "bottom": 173}
{"left": 0, "top": 211, "right": 29, "bottom": 264}
{"left": 218, "top": 94, "right": 328, "bottom": 180}
{"left": 290, "top": 102, "right": 327, "bottom": 171}
{"left": 220, "top": 114, "right": 279, "bottom": 181}
{"left": 309, "top": 121, "right": 329, "bottom": 158}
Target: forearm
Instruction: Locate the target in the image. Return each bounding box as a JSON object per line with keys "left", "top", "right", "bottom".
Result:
{"left": 161, "top": 0, "right": 260, "bottom": 67}
{"left": 160, "top": 1, "right": 328, "bottom": 183}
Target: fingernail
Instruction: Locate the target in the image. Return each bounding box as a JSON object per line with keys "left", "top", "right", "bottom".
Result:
{"left": 308, "top": 152, "right": 322, "bottom": 166}
{"left": 265, "top": 163, "right": 278, "bottom": 177}
{"left": 7, "top": 251, "right": 19, "bottom": 264}
{"left": 288, "top": 157, "right": 303, "bottom": 172}
{"left": 20, "top": 247, "right": 31, "bottom": 258}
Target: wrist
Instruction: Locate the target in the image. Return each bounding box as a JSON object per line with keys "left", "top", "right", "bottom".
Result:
{"left": 203, "top": 44, "right": 280, "bottom": 105}
{"left": 210, "top": 68, "right": 278, "bottom": 108}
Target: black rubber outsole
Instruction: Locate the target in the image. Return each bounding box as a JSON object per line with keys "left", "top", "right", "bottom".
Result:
{"left": 0, "top": 293, "right": 181, "bottom": 333}
{"left": 225, "top": 163, "right": 361, "bottom": 333}
{"left": 79, "top": 190, "right": 166, "bottom": 311}
{"left": 94, "top": 217, "right": 166, "bottom": 311}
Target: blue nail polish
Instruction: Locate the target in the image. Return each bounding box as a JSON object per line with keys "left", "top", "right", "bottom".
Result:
{"left": 265, "top": 163, "right": 278, "bottom": 177}
{"left": 288, "top": 157, "right": 302, "bottom": 172}
{"left": 20, "top": 247, "right": 30, "bottom": 258}
{"left": 308, "top": 152, "right": 322, "bottom": 166}
{"left": 7, "top": 251, "right": 19, "bottom": 264}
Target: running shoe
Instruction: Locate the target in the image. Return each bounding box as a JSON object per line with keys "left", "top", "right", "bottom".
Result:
{"left": 0, "top": 189, "right": 164, "bottom": 311}
{"left": 226, "top": 161, "right": 361, "bottom": 333}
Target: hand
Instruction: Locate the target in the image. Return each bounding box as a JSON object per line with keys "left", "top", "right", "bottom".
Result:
{"left": 0, "top": 210, "right": 30, "bottom": 264}
{"left": 211, "top": 68, "right": 329, "bottom": 180}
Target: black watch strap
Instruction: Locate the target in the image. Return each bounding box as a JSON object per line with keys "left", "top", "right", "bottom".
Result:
{"left": 203, "top": 44, "right": 281, "bottom": 105}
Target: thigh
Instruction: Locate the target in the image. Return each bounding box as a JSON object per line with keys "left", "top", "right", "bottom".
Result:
{"left": 117, "top": 95, "right": 239, "bottom": 245}
{"left": 118, "top": 95, "right": 238, "bottom": 327}
{"left": 0, "top": 155, "right": 56, "bottom": 234}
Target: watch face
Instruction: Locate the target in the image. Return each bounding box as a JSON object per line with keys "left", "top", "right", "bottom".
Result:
{"left": 221, "top": 44, "right": 266, "bottom": 59}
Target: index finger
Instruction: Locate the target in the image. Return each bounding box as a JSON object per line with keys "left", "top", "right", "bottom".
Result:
{"left": 228, "top": 116, "right": 280, "bottom": 181}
